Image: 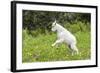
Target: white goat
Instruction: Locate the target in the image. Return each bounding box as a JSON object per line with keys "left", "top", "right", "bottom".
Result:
{"left": 51, "top": 20, "right": 79, "bottom": 55}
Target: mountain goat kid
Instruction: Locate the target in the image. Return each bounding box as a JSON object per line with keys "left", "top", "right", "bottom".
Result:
{"left": 51, "top": 20, "right": 79, "bottom": 55}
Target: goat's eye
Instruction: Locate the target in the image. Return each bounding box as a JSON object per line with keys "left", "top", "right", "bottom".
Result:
{"left": 52, "top": 23, "right": 56, "bottom": 27}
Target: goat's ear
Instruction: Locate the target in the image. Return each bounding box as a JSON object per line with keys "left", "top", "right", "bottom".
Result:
{"left": 55, "top": 19, "right": 57, "bottom": 23}
{"left": 54, "top": 20, "right": 56, "bottom": 25}
{"left": 54, "top": 20, "right": 57, "bottom": 24}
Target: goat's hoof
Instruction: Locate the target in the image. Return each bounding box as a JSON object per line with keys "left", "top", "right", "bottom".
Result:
{"left": 51, "top": 44, "right": 54, "bottom": 47}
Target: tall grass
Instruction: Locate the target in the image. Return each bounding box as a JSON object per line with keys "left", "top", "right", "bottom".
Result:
{"left": 22, "top": 29, "right": 91, "bottom": 63}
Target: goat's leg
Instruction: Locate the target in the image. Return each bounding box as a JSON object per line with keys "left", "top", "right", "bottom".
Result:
{"left": 68, "top": 45, "right": 73, "bottom": 54}
{"left": 52, "top": 39, "right": 63, "bottom": 47}
{"left": 70, "top": 44, "right": 79, "bottom": 55}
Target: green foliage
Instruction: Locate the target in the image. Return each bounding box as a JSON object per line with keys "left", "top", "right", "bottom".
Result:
{"left": 23, "top": 10, "right": 91, "bottom": 34}
{"left": 63, "top": 21, "right": 90, "bottom": 33}
{"left": 22, "top": 30, "right": 90, "bottom": 63}
{"left": 67, "top": 23, "right": 81, "bottom": 33}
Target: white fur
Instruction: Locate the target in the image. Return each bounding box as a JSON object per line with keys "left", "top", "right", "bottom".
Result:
{"left": 51, "top": 20, "right": 79, "bottom": 55}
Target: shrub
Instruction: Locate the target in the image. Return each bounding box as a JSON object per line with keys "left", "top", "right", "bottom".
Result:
{"left": 64, "top": 21, "right": 90, "bottom": 33}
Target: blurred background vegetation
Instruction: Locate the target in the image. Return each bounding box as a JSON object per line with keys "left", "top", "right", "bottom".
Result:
{"left": 23, "top": 10, "right": 91, "bottom": 36}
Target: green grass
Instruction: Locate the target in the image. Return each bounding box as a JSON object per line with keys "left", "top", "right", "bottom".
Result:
{"left": 22, "top": 30, "right": 91, "bottom": 63}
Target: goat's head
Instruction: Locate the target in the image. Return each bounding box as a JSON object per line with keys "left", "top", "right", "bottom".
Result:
{"left": 51, "top": 20, "right": 57, "bottom": 32}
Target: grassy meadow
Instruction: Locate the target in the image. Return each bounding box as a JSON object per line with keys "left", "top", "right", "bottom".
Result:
{"left": 22, "top": 29, "right": 91, "bottom": 63}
